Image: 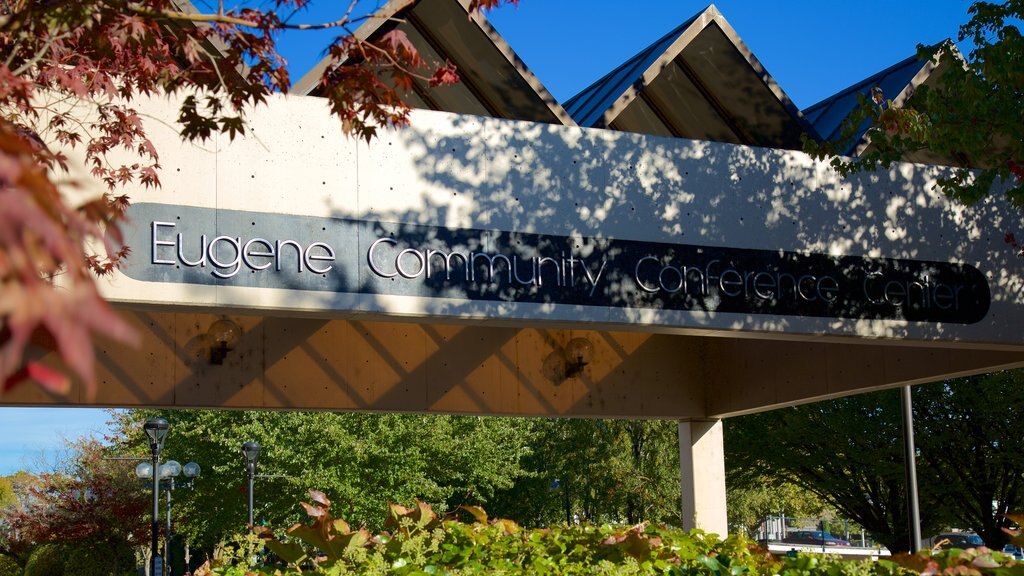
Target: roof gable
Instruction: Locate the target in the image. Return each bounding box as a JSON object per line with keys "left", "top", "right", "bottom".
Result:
{"left": 564, "top": 5, "right": 812, "bottom": 150}
{"left": 292, "top": 0, "right": 574, "bottom": 126}
{"left": 803, "top": 47, "right": 945, "bottom": 156}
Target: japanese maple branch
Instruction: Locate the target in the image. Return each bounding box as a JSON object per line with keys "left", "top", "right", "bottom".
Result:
{"left": 9, "top": 30, "right": 74, "bottom": 75}
{"left": 350, "top": 34, "right": 436, "bottom": 83}
{"left": 126, "top": 0, "right": 414, "bottom": 31}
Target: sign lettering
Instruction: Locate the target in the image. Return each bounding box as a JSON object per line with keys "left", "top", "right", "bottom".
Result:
{"left": 123, "top": 204, "right": 991, "bottom": 324}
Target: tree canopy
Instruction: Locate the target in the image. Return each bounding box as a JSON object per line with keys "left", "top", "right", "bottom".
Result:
{"left": 110, "top": 409, "right": 534, "bottom": 549}
{"left": 725, "top": 388, "right": 935, "bottom": 553}
{"left": 94, "top": 410, "right": 689, "bottom": 557}
{"left": 913, "top": 370, "right": 1024, "bottom": 547}
{"left": 726, "top": 370, "right": 1024, "bottom": 552}
{"left": 3, "top": 438, "right": 148, "bottom": 574}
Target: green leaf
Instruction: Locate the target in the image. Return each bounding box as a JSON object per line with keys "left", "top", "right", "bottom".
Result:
{"left": 262, "top": 538, "right": 307, "bottom": 566}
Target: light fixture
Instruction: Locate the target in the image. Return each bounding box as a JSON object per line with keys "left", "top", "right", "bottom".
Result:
{"left": 143, "top": 418, "right": 169, "bottom": 451}
{"left": 183, "top": 461, "right": 201, "bottom": 479}
{"left": 542, "top": 337, "right": 596, "bottom": 383}
{"left": 160, "top": 460, "right": 182, "bottom": 479}
{"left": 208, "top": 316, "right": 242, "bottom": 364}
{"left": 241, "top": 441, "right": 261, "bottom": 465}
{"left": 564, "top": 338, "right": 594, "bottom": 378}
{"left": 135, "top": 462, "right": 154, "bottom": 480}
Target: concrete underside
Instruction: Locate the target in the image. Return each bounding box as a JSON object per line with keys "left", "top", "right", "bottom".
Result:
{"left": 11, "top": 309, "right": 1024, "bottom": 419}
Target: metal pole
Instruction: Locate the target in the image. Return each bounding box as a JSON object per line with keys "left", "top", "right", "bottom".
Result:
{"left": 901, "top": 385, "right": 922, "bottom": 553}
{"left": 563, "top": 479, "right": 571, "bottom": 524}
{"left": 247, "top": 463, "right": 255, "bottom": 528}
{"left": 151, "top": 448, "right": 161, "bottom": 576}
{"left": 166, "top": 478, "right": 173, "bottom": 576}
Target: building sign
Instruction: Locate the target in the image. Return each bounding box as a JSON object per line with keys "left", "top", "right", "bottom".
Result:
{"left": 122, "top": 204, "right": 991, "bottom": 324}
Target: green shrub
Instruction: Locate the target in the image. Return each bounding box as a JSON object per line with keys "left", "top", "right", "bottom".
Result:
{"left": 62, "top": 545, "right": 136, "bottom": 576}
{"left": 61, "top": 547, "right": 105, "bottom": 576}
{"left": 211, "top": 491, "right": 780, "bottom": 575}
{"left": 214, "top": 532, "right": 266, "bottom": 570}
{"left": 23, "top": 544, "right": 63, "bottom": 576}
{"left": 207, "top": 490, "right": 1024, "bottom": 575}
{"left": 0, "top": 554, "right": 21, "bottom": 576}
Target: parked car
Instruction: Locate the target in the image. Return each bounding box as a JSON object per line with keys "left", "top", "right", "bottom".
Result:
{"left": 1002, "top": 544, "right": 1024, "bottom": 560}
{"left": 932, "top": 533, "right": 986, "bottom": 549}
{"left": 781, "top": 530, "right": 851, "bottom": 547}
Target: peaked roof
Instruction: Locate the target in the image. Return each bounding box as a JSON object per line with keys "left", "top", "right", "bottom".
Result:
{"left": 563, "top": 5, "right": 813, "bottom": 150}
{"left": 564, "top": 11, "right": 703, "bottom": 129}
{"left": 803, "top": 46, "right": 946, "bottom": 156}
{"left": 292, "top": 0, "right": 574, "bottom": 126}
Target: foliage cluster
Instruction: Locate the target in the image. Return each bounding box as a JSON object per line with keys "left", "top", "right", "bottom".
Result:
{"left": 3, "top": 439, "right": 146, "bottom": 575}
{"left": 0, "top": 554, "right": 18, "bottom": 576}
{"left": 111, "top": 410, "right": 683, "bottom": 552}
{"left": 14, "top": 541, "right": 139, "bottom": 576}
{"left": 22, "top": 543, "right": 62, "bottom": 576}
{"left": 487, "top": 418, "right": 682, "bottom": 528}
{"left": 726, "top": 370, "right": 1024, "bottom": 552}
{"left": 726, "top": 479, "right": 827, "bottom": 537}
{"left": 207, "top": 491, "right": 776, "bottom": 576}
{"left": 804, "top": 0, "right": 1023, "bottom": 213}
{"left": 206, "top": 494, "right": 1024, "bottom": 576}
{"left": 62, "top": 544, "right": 136, "bottom": 576}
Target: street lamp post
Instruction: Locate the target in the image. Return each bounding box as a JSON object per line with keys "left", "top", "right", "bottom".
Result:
{"left": 180, "top": 462, "right": 201, "bottom": 574}
{"left": 162, "top": 460, "right": 201, "bottom": 576}
{"left": 241, "top": 442, "right": 260, "bottom": 528}
{"left": 142, "top": 418, "right": 169, "bottom": 576}
{"left": 161, "top": 460, "right": 182, "bottom": 575}
{"left": 136, "top": 459, "right": 201, "bottom": 576}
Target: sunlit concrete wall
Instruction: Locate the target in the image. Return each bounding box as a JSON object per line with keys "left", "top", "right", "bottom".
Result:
{"left": 86, "top": 93, "right": 1024, "bottom": 346}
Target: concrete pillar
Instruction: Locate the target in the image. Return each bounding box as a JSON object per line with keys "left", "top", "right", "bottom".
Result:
{"left": 679, "top": 419, "right": 728, "bottom": 535}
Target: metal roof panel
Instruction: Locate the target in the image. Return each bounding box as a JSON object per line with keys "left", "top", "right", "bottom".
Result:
{"left": 563, "top": 11, "right": 703, "bottom": 127}
{"left": 563, "top": 5, "right": 813, "bottom": 149}
{"left": 802, "top": 51, "right": 933, "bottom": 148}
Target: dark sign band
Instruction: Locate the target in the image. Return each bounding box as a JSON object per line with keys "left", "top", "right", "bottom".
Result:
{"left": 122, "top": 204, "right": 991, "bottom": 324}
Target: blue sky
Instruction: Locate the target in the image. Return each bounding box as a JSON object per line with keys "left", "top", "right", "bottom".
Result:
{"left": 484, "top": 0, "right": 974, "bottom": 108}
{"left": 0, "top": 408, "right": 115, "bottom": 475}
{"left": 272, "top": 0, "right": 976, "bottom": 109}
{"left": 0, "top": 0, "right": 982, "bottom": 476}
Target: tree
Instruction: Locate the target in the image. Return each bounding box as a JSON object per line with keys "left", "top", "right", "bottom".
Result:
{"left": 3, "top": 438, "right": 149, "bottom": 575}
{"left": 110, "top": 409, "right": 534, "bottom": 552}
{"left": 804, "top": 1, "right": 1023, "bottom": 218}
{"left": 607, "top": 419, "right": 681, "bottom": 525}
{"left": 0, "top": 477, "right": 13, "bottom": 510}
{"left": 727, "top": 371, "right": 1024, "bottom": 552}
{"left": 725, "top": 478, "right": 827, "bottom": 537}
{"left": 725, "top": 389, "right": 946, "bottom": 552}
{"left": 0, "top": 0, "right": 516, "bottom": 398}
{"left": 0, "top": 472, "right": 36, "bottom": 567}
{"left": 106, "top": 410, "right": 686, "bottom": 554}
{"left": 914, "top": 370, "right": 1024, "bottom": 548}
{"left": 487, "top": 419, "right": 682, "bottom": 527}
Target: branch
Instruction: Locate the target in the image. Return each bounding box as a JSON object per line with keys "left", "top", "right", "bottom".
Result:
{"left": 127, "top": 3, "right": 258, "bottom": 27}
{"left": 10, "top": 30, "right": 74, "bottom": 76}
{"left": 126, "top": 0, "right": 416, "bottom": 31}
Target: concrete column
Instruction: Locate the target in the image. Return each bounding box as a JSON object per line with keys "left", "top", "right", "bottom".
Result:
{"left": 678, "top": 419, "right": 728, "bottom": 535}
